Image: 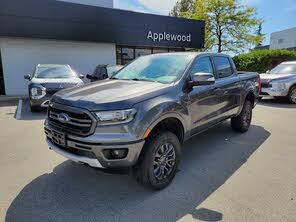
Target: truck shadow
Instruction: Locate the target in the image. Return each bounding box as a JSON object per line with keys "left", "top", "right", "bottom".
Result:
{"left": 5, "top": 123, "right": 270, "bottom": 222}
{"left": 259, "top": 98, "right": 296, "bottom": 109}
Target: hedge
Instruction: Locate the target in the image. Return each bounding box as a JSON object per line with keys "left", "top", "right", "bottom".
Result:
{"left": 233, "top": 49, "right": 296, "bottom": 73}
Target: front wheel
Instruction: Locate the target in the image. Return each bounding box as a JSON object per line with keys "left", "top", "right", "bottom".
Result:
{"left": 288, "top": 86, "right": 296, "bottom": 104}
{"left": 231, "top": 100, "right": 252, "bottom": 133}
{"left": 133, "top": 131, "right": 181, "bottom": 190}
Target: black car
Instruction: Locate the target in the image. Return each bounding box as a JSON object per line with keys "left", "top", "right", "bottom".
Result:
{"left": 24, "top": 64, "right": 84, "bottom": 112}
{"left": 86, "top": 64, "right": 123, "bottom": 82}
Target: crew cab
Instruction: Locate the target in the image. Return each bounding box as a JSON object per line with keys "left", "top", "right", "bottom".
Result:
{"left": 44, "top": 53, "right": 260, "bottom": 190}
{"left": 260, "top": 61, "right": 296, "bottom": 103}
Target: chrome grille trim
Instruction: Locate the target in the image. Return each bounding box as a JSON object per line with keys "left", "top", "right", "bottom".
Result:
{"left": 48, "top": 102, "right": 97, "bottom": 136}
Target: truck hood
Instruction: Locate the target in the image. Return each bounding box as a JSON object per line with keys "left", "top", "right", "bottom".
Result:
{"left": 51, "top": 79, "right": 171, "bottom": 111}
{"left": 260, "top": 73, "right": 295, "bottom": 81}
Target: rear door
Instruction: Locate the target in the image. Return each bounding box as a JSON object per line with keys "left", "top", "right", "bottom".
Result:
{"left": 212, "top": 56, "right": 242, "bottom": 119}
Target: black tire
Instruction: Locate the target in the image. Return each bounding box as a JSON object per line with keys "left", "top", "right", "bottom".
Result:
{"left": 288, "top": 86, "right": 296, "bottom": 104}
{"left": 30, "top": 105, "right": 41, "bottom": 112}
{"left": 133, "top": 131, "right": 181, "bottom": 190}
{"left": 231, "top": 100, "right": 252, "bottom": 133}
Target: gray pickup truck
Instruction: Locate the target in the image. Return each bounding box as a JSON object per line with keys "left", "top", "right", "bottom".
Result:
{"left": 44, "top": 52, "right": 260, "bottom": 190}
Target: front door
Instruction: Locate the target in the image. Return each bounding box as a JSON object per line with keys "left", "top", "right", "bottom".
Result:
{"left": 186, "top": 56, "right": 220, "bottom": 135}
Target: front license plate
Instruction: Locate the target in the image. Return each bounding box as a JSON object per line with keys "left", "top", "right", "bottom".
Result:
{"left": 51, "top": 129, "right": 66, "bottom": 147}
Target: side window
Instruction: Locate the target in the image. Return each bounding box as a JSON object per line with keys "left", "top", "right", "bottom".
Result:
{"left": 214, "top": 56, "right": 233, "bottom": 78}
{"left": 190, "top": 56, "right": 213, "bottom": 75}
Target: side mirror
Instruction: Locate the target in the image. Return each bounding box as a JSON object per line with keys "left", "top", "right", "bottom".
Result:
{"left": 24, "top": 74, "right": 31, "bottom": 80}
{"left": 86, "top": 74, "right": 92, "bottom": 79}
{"left": 266, "top": 70, "right": 270, "bottom": 74}
{"left": 79, "top": 74, "right": 84, "bottom": 79}
{"left": 190, "top": 72, "right": 215, "bottom": 87}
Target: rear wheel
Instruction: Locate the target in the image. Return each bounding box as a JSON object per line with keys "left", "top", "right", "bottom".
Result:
{"left": 133, "top": 131, "right": 181, "bottom": 190}
{"left": 231, "top": 100, "right": 252, "bottom": 133}
{"left": 288, "top": 86, "right": 296, "bottom": 104}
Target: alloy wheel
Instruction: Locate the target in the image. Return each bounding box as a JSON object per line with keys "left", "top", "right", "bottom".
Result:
{"left": 153, "top": 143, "right": 176, "bottom": 180}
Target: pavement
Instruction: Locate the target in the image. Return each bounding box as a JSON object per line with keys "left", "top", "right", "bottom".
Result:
{"left": 0, "top": 99, "right": 295, "bottom": 222}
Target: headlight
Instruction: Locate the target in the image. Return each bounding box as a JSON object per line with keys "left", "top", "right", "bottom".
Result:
{"left": 271, "top": 82, "right": 286, "bottom": 89}
{"left": 94, "top": 108, "right": 137, "bottom": 125}
{"left": 30, "top": 85, "right": 46, "bottom": 99}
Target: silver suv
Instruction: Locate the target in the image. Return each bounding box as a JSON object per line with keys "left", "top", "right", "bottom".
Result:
{"left": 260, "top": 61, "right": 296, "bottom": 103}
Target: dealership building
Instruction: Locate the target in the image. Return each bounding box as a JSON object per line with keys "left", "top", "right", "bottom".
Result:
{"left": 0, "top": 0, "right": 204, "bottom": 96}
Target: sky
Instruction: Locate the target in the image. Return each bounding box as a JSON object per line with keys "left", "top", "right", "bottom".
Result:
{"left": 114, "top": 0, "right": 296, "bottom": 45}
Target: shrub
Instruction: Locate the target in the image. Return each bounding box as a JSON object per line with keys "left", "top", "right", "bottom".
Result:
{"left": 233, "top": 50, "right": 296, "bottom": 73}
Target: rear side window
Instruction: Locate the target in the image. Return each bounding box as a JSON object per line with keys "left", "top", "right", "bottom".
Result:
{"left": 214, "top": 56, "right": 233, "bottom": 78}
{"left": 190, "top": 56, "right": 213, "bottom": 75}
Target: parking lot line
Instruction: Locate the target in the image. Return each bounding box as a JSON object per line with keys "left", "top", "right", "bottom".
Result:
{"left": 15, "top": 99, "right": 23, "bottom": 120}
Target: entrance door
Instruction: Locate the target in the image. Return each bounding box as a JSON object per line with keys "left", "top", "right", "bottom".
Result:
{"left": 0, "top": 49, "right": 5, "bottom": 95}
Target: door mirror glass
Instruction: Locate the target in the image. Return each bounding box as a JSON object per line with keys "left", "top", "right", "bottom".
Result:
{"left": 190, "top": 72, "right": 215, "bottom": 86}
{"left": 24, "top": 74, "right": 31, "bottom": 80}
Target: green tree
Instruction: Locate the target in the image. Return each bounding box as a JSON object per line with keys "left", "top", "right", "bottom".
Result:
{"left": 171, "top": 0, "right": 263, "bottom": 53}
{"left": 169, "top": 0, "right": 195, "bottom": 17}
{"left": 255, "top": 22, "right": 264, "bottom": 47}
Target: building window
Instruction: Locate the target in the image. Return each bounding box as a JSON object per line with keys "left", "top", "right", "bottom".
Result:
{"left": 278, "top": 39, "right": 284, "bottom": 44}
{"left": 116, "top": 46, "right": 185, "bottom": 65}
{"left": 135, "top": 48, "right": 152, "bottom": 58}
{"left": 122, "top": 47, "right": 134, "bottom": 65}
{"left": 152, "top": 48, "right": 169, "bottom": 54}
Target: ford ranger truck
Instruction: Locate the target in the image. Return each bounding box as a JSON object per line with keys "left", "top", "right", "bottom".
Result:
{"left": 44, "top": 52, "right": 260, "bottom": 190}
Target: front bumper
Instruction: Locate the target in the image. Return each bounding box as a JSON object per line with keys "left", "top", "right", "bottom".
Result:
{"left": 260, "top": 87, "right": 289, "bottom": 97}
{"left": 44, "top": 124, "right": 145, "bottom": 168}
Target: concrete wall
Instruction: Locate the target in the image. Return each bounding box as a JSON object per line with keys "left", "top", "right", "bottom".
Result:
{"left": 58, "top": 0, "right": 113, "bottom": 8}
{"left": 0, "top": 38, "right": 116, "bottom": 96}
{"left": 270, "top": 27, "right": 296, "bottom": 50}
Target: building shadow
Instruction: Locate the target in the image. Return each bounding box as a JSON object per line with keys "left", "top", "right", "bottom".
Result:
{"left": 259, "top": 98, "right": 296, "bottom": 109}
{"left": 5, "top": 123, "right": 270, "bottom": 222}
{"left": 0, "top": 100, "right": 18, "bottom": 107}
{"left": 17, "top": 99, "right": 47, "bottom": 120}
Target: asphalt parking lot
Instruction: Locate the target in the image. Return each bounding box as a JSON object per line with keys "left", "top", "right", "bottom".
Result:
{"left": 0, "top": 99, "right": 296, "bottom": 222}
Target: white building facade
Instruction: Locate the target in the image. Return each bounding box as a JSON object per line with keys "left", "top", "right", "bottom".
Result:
{"left": 270, "top": 27, "right": 296, "bottom": 50}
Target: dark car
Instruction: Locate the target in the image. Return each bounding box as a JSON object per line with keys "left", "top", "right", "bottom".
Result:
{"left": 86, "top": 64, "right": 123, "bottom": 82}
{"left": 45, "top": 52, "right": 260, "bottom": 190}
{"left": 24, "top": 64, "right": 84, "bottom": 112}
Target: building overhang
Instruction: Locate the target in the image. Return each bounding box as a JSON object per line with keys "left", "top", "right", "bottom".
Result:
{"left": 0, "top": 0, "right": 205, "bottom": 49}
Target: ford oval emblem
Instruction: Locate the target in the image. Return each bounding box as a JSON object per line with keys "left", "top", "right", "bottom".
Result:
{"left": 57, "top": 113, "right": 70, "bottom": 123}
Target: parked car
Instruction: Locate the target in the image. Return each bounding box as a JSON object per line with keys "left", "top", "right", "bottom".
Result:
{"left": 260, "top": 61, "right": 296, "bottom": 103}
{"left": 24, "top": 64, "right": 84, "bottom": 112}
{"left": 44, "top": 53, "right": 260, "bottom": 190}
{"left": 86, "top": 64, "right": 123, "bottom": 82}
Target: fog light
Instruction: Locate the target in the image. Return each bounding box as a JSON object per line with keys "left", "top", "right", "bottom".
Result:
{"left": 103, "top": 148, "right": 128, "bottom": 160}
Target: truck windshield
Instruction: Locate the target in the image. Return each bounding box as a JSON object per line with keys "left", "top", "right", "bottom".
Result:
{"left": 35, "top": 66, "right": 77, "bottom": 79}
{"left": 270, "top": 64, "right": 296, "bottom": 74}
{"left": 112, "top": 54, "right": 195, "bottom": 83}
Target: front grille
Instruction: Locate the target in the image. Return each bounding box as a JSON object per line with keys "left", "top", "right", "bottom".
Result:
{"left": 48, "top": 103, "right": 96, "bottom": 136}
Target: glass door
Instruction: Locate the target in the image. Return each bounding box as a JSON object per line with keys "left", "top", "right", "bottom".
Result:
{"left": 0, "top": 49, "right": 5, "bottom": 95}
